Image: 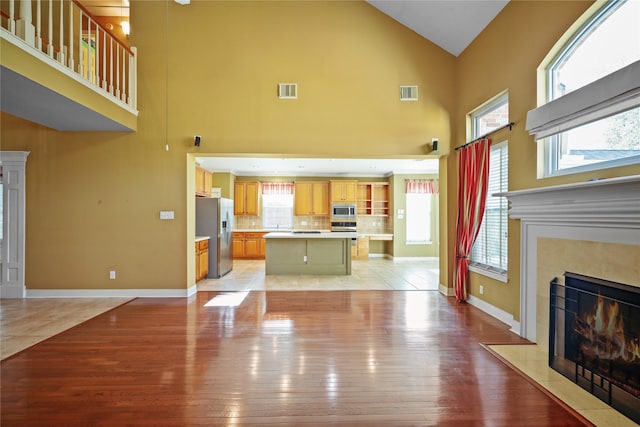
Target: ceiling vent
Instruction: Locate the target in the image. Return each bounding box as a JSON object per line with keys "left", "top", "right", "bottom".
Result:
{"left": 278, "top": 83, "right": 298, "bottom": 99}
{"left": 400, "top": 85, "right": 418, "bottom": 101}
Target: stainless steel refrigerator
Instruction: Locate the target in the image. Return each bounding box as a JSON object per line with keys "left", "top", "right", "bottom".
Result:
{"left": 196, "top": 197, "right": 234, "bottom": 278}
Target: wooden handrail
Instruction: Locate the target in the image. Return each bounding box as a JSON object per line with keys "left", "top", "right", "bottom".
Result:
{"left": 71, "top": 0, "right": 134, "bottom": 56}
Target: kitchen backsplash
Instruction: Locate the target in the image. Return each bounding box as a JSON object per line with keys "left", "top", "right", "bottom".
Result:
{"left": 235, "top": 215, "right": 391, "bottom": 234}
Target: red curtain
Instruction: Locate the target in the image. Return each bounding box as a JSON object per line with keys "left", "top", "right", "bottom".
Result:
{"left": 454, "top": 138, "right": 491, "bottom": 302}
{"left": 405, "top": 179, "right": 439, "bottom": 194}
{"left": 261, "top": 182, "right": 294, "bottom": 195}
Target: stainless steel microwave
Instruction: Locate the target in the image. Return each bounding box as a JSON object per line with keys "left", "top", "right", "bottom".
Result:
{"left": 332, "top": 204, "right": 356, "bottom": 220}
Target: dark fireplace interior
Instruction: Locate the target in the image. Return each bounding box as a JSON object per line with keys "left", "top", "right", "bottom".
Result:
{"left": 550, "top": 272, "right": 640, "bottom": 424}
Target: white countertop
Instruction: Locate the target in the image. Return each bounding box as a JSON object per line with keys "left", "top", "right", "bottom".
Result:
{"left": 264, "top": 232, "right": 358, "bottom": 239}
{"left": 195, "top": 236, "right": 210, "bottom": 242}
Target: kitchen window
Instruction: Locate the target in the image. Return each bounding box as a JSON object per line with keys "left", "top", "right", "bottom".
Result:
{"left": 405, "top": 179, "right": 437, "bottom": 244}
{"left": 469, "top": 94, "right": 509, "bottom": 281}
{"left": 535, "top": 0, "right": 640, "bottom": 177}
{"left": 262, "top": 183, "right": 294, "bottom": 230}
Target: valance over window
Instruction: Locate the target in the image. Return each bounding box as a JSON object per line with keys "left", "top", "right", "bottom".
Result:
{"left": 405, "top": 179, "right": 439, "bottom": 194}
{"left": 525, "top": 60, "right": 640, "bottom": 140}
{"left": 261, "top": 182, "right": 294, "bottom": 195}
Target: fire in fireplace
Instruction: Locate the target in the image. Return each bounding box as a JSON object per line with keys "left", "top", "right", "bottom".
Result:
{"left": 550, "top": 272, "right": 640, "bottom": 424}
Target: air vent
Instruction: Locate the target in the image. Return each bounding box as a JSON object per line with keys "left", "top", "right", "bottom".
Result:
{"left": 278, "top": 83, "right": 298, "bottom": 99}
{"left": 400, "top": 85, "right": 418, "bottom": 101}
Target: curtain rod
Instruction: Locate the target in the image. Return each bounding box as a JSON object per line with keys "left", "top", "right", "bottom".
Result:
{"left": 455, "top": 122, "right": 515, "bottom": 151}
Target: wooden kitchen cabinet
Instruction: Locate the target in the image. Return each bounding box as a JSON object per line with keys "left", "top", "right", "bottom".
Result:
{"left": 330, "top": 180, "right": 357, "bottom": 203}
{"left": 234, "top": 181, "right": 261, "bottom": 216}
{"left": 352, "top": 236, "right": 370, "bottom": 260}
{"left": 233, "top": 232, "right": 267, "bottom": 259}
{"left": 195, "top": 167, "right": 213, "bottom": 197}
{"left": 195, "top": 239, "right": 209, "bottom": 281}
{"left": 294, "top": 181, "right": 329, "bottom": 216}
{"left": 357, "top": 182, "right": 389, "bottom": 216}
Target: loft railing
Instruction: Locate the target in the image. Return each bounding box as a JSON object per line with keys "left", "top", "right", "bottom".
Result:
{"left": 1, "top": 0, "right": 137, "bottom": 111}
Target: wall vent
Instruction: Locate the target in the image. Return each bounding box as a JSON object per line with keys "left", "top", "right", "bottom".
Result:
{"left": 400, "top": 85, "right": 418, "bottom": 101}
{"left": 278, "top": 83, "right": 298, "bottom": 99}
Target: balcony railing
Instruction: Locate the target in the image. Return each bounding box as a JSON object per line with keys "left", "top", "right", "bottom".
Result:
{"left": 1, "top": 0, "right": 136, "bottom": 111}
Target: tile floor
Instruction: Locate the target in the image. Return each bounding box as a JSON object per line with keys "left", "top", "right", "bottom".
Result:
{"left": 197, "top": 258, "right": 441, "bottom": 292}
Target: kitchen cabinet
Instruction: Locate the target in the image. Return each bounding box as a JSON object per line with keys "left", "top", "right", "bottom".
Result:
{"left": 294, "top": 181, "right": 329, "bottom": 216}
{"left": 330, "top": 180, "right": 357, "bottom": 203}
{"left": 233, "top": 232, "right": 267, "bottom": 259}
{"left": 195, "top": 167, "right": 213, "bottom": 197}
{"left": 352, "top": 236, "right": 370, "bottom": 260}
{"left": 357, "top": 182, "right": 389, "bottom": 216}
{"left": 234, "top": 181, "right": 261, "bottom": 216}
{"left": 195, "top": 239, "right": 209, "bottom": 281}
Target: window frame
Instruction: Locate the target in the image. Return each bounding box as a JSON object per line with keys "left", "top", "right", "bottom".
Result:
{"left": 539, "top": 0, "right": 640, "bottom": 178}
{"left": 467, "top": 93, "right": 509, "bottom": 282}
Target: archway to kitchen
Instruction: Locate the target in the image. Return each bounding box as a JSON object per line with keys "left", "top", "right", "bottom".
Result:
{"left": 186, "top": 154, "right": 442, "bottom": 292}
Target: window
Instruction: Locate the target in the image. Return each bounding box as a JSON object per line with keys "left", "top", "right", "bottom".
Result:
{"left": 540, "top": 0, "right": 640, "bottom": 177}
{"left": 470, "top": 141, "right": 508, "bottom": 277}
{"left": 406, "top": 193, "right": 431, "bottom": 244}
{"left": 469, "top": 94, "right": 509, "bottom": 280}
{"left": 261, "top": 183, "right": 293, "bottom": 229}
{"left": 405, "top": 179, "right": 437, "bottom": 244}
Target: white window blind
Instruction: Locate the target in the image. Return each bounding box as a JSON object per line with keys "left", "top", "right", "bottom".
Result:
{"left": 471, "top": 142, "right": 508, "bottom": 273}
{"left": 405, "top": 193, "right": 431, "bottom": 244}
{"left": 262, "top": 182, "right": 294, "bottom": 229}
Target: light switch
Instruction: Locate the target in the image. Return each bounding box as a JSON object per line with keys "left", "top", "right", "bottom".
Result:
{"left": 160, "top": 211, "right": 175, "bottom": 220}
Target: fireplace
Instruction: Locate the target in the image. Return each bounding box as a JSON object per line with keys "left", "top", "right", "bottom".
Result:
{"left": 550, "top": 272, "right": 640, "bottom": 423}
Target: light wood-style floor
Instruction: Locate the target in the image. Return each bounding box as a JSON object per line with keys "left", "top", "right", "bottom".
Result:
{"left": 0, "top": 259, "right": 625, "bottom": 425}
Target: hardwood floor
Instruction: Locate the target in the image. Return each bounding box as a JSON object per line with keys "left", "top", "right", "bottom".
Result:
{"left": 1, "top": 289, "right": 591, "bottom": 426}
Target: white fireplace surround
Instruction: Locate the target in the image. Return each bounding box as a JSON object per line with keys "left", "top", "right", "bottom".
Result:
{"left": 500, "top": 174, "right": 640, "bottom": 342}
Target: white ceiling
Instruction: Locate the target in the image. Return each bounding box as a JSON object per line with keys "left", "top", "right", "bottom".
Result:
{"left": 367, "top": 0, "right": 509, "bottom": 57}
{"left": 196, "top": 157, "right": 439, "bottom": 178}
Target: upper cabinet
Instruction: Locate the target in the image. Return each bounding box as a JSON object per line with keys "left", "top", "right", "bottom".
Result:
{"left": 357, "top": 182, "right": 389, "bottom": 216}
{"left": 330, "top": 180, "right": 357, "bottom": 203}
{"left": 234, "top": 181, "right": 261, "bottom": 216}
{"left": 195, "top": 167, "right": 213, "bottom": 197}
{"left": 294, "top": 181, "right": 329, "bottom": 216}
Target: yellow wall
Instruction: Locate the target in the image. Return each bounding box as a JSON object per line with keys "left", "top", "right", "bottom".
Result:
{"left": 1, "top": 0, "right": 454, "bottom": 291}
{"left": 452, "top": 0, "right": 640, "bottom": 318}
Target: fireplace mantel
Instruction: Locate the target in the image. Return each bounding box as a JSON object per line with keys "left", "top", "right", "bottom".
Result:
{"left": 499, "top": 174, "right": 640, "bottom": 342}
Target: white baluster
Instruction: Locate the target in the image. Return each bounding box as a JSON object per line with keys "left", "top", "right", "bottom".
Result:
{"left": 17, "top": 0, "right": 36, "bottom": 46}
{"left": 47, "top": 0, "right": 53, "bottom": 57}
{"left": 68, "top": 0, "right": 74, "bottom": 71}
{"left": 102, "top": 28, "right": 107, "bottom": 90}
{"left": 115, "top": 43, "right": 120, "bottom": 100}
{"left": 93, "top": 22, "right": 99, "bottom": 86}
{"left": 121, "top": 48, "right": 126, "bottom": 102}
{"left": 109, "top": 38, "right": 114, "bottom": 95}
{"left": 57, "top": 0, "right": 65, "bottom": 64}
{"left": 77, "top": 9, "right": 83, "bottom": 78}
{"left": 8, "top": 0, "right": 16, "bottom": 34}
{"left": 36, "top": 0, "right": 42, "bottom": 50}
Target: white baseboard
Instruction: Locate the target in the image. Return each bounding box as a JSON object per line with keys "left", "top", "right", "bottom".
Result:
{"left": 26, "top": 285, "right": 198, "bottom": 298}
{"left": 467, "top": 294, "right": 521, "bottom": 336}
{"left": 439, "top": 284, "right": 454, "bottom": 296}
{"left": 390, "top": 256, "right": 439, "bottom": 262}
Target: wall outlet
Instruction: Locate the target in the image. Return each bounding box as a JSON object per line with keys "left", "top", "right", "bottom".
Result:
{"left": 109, "top": 270, "right": 116, "bottom": 280}
{"left": 479, "top": 285, "right": 484, "bottom": 295}
{"left": 301, "top": 220, "right": 307, "bottom": 225}
{"left": 159, "top": 211, "right": 174, "bottom": 220}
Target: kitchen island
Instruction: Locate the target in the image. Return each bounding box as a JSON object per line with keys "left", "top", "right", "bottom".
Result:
{"left": 264, "top": 232, "right": 355, "bottom": 275}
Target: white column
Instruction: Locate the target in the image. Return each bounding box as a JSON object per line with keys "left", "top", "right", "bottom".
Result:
{"left": 16, "top": 0, "right": 36, "bottom": 46}
{"left": 0, "top": 151, "right": 30, "bottom": 299}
